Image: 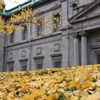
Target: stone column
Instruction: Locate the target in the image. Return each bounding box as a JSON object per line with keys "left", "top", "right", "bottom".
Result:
{"left": 80, "top": 31, "right": 88, "bottom": 65}
{"left": 73, "top": 32, "right": 79, "bottom": 66}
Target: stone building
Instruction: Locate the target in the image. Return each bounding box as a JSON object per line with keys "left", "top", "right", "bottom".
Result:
{"left": 0, "top": 0, "right": 100, "bottom": 71}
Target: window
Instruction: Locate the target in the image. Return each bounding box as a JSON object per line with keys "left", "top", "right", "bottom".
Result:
{"left": 53, "top": 13, "right": 60, "bottom": 32}
{"left": 23, "top": 26, "right": 27, "bottom": 40}
{"left": 51, "top": 54, "right": 62, "bottom": 68}
{"left": 98, "top": 55, "right": 100, "bottom": 64}
{"left": 54, "top": 61, "right": 61, "bottom": 68}
{"left": 34, "top": 56, "right": 44, "bottom": 70}
{"left": 19, "top": 60, "right": 28, "bottom": 71}
{"left": 36, "top": 63, "right": 42, "bottom": 69}
{"left": 7, "top": 62, "right": 14, "bottom": 72}
{"left": 37, "top": 19, "right": 43, "bottom": 36}
{"left": 10, "top": 32, "right": 14, "bottom": 43}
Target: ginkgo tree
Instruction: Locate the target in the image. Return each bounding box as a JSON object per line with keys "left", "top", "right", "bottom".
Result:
{"left": 0, "top": 0, "right": 61, "bottom": 35}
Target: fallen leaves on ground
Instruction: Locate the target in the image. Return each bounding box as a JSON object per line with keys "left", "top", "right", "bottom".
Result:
{"left": 0, "top": 64, "right": 100, "bottom": 100}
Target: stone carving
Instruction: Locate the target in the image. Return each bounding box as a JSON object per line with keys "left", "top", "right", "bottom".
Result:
{"left": 54, "top": 44, "right": 60, "bottom": 52}
{"left": 69, "top": 0, "right": 79, "bottom": 7}
{"left": 36, "top": 47, "right": 42, "bottom": 55}
{"left": 72, "top": 32, "right": 79, "bottom": 38}
{"left": 22, "top": 50, "right": 26, "bottom": 57}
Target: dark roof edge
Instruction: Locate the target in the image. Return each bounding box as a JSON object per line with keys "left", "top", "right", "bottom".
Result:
{"left": 1, "top": 0, "right": 50, "bottom": 17}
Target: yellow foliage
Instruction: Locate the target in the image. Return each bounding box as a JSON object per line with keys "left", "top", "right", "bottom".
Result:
{"left": 85, "top": 74, "right": 92, "bottom": 81}
{"left": 87, "top": 92, "right": 100, "bottom": 100}
{"left": 0, "top": 65, "right": 100, "bottom": 99}
{"left": 47, "top": 94, "right": 59, "bottom": 100}
{"left": 29, "top": 90, "right": 39, "bottom": 100}
{"left": 0, "top": 94, "right": 7, "bottom": 99}
{"left": 82, "top": 81, "right": 92, "bottom": 89}
{"left": 0, "top": 88, "right": 6, "bottom": 92}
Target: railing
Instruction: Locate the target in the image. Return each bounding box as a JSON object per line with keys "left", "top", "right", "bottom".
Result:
{"left": 0, "top": 0, "right": 49, "bottom": 16}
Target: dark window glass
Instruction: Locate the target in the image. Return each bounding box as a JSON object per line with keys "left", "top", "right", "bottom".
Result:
{"left": 21, "top": 65, "right": 27, "bottom": 71}
{"left": 98, "top": 55, "right": 100, "bottom": 64}
{"left": 53, "top": 14, "right": 60, "bottom": 32}
{"left": 9, "top": 66, "right": 13, "bottom": 72}
{"left": 37, "top": 19, "right": 42, "bottom": 36}
{"left": 8, "top": 63, "right": 14, "bottom": 72}
{"left": 54, "top": 61, "right": 61, "bottom": 68}
{"left": 20, "top": 61, "right": 27, "bottom": 71}
{"left": 23, "top": 26, "right": 27, "bottom": 40}
{"left": 36, "top": 63, "right": 42, "bottom": 69}
{"left": 10, "top": 32, "right": 14, "bottom": 43}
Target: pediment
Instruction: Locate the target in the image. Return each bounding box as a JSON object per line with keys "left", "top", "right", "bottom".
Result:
{"left": 68, "top": 1, "right": 100, "bottom": 24}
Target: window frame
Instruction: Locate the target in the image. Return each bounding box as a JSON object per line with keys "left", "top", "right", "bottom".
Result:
{"left": 51, "top": 54, "right": 62, "bottom": 68}
{"left": 34, "top": 56, "right": 44, "bottom": 70}
{"left": 10, "top": 31, "right": 14, "bottom": 43}
{"left": 19, "top": 59, "right": 28, "bottom": 71}
{"left": 22, "top": 26, "right": 27, "bottom": 40}
{"left": 36, "top": 18, "right": 43, "bottom": 36}
{"left": 53, "top": 13, "right": 60, "bottom": 32}
{"left": 7, "top": 61, "right": 14, "bottom": 72}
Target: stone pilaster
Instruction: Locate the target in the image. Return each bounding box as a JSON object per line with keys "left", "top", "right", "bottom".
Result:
{"left": 73, "top": 32, "right": 79, "bottom": 66}
{"left": 79, "top": 31, "right": 88, "bottom": 65}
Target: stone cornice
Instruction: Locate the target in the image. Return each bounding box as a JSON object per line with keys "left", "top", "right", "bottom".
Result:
{"left": 7, "top": 32, "right": 63, "bottom": 51}
{"left": 91, "top": 43, "right": 100, "bottom": 49}
{"left": 79, "top": 31, "right": 86, "bottom": 36}
{"left": 19, "top": 58, "right": 28, "bottom": 61}
{"left": 71, "top": 13, "right": 100, "bottom": 23}
{"left": 71, "top": 32, "right": 79, "bottom": 38}
{"left": 36, "top": 3, "right": 61, "bottom": 15}
{"left": 68, "top": 0, "right": 100, "bottom": 24}
{"left": 7, "top": 60, "right": 14, "bottom": 63}
{"left": 7, "top": 31, "right": 62, "bottom": 48}
{"left": 60, "top": 0, "right": 66, "bottom": 2}
{"left": 50, "top": 53, "right": 62, "bottom": 57}
{"left": 72, "top": 30, "right": 89, "bottom": 37}
{"left": 33, "top": 56, "right": 44, "bottom": 60}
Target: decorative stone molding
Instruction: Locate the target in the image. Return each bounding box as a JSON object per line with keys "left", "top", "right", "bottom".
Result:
{"left": 69, "top": 0, "right": 79, "bottom": 7}
{"left": 19, "top": 58, "right": 28, "bottom": 62}
{"left": 50, "top": 53, "right": 62, "bottom": 57}
{"left": 21, "top": 50, "right": 26, "bottom": 57}
{"left": 36, "top": 47, "right": 42, "bottom": 55}
{"left": 60, "top": 0, "right": 66, "bottom": 2}
{"left": 33, "top": 56, "right": 44, "bottom": 60}
{"left": 51, "top": 54, "right": 62, "bottom": 66}
{"left": 33, "top": 56, "right": 44, "bottom": 64}
{"left": 7, "top": 60, "right": 14, "bottom": 64}
{"left": 79, "top": 31, "right": 88, "bottom": 36}
{"left": 7, "top": 31, "right": 62, "bottom": 51}
{"left": 54, "top": 44, "right": 60, "bottom": 52}
{"left": 36, "top": 4, "right": 61, "bottom": 15}
{"left": 72, "top": 32, "right": 79, "bottom": 38}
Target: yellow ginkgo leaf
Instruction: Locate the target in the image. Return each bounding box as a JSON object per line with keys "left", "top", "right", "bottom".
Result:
{"left": 82, "top": 81, "right": 92, "bottom": 89}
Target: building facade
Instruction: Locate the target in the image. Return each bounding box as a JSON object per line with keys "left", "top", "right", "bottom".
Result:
{"left": 1, "top": 0, "right": 100, "bottom": 71}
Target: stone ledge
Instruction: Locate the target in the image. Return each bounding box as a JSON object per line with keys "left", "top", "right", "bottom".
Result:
{"left": 33, "top": 56, "right": 44, "bottom": 60}
{"left": 7, "top": 60, "right": 15, "bottom": 63}
{"left": 19, "top": 58, "right": 28, "bottom": 61}
{"left": 7, "top": 31, "right": 62, "bottom": 48}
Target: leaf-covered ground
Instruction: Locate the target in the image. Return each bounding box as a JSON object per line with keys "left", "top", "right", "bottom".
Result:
{"left": 0, "top": 64, "right": 100, "bottom": 100}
